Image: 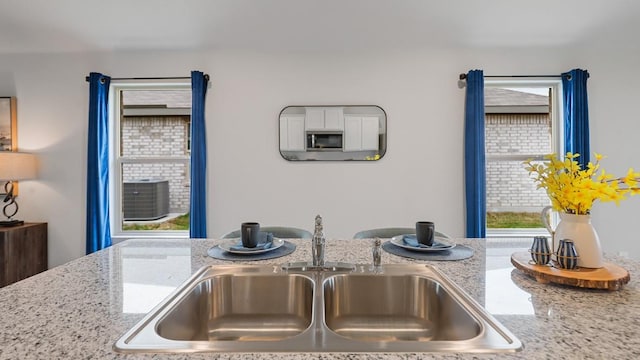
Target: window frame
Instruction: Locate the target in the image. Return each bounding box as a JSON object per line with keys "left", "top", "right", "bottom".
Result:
{"left": 109, "top": 79, "right": 192, "bottom": 242}
{"left": 484, "top": 79, "right": 564, "bottom": 238}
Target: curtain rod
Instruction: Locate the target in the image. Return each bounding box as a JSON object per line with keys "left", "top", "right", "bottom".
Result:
{"left": 459, "top": 73, "right": 565, "bottom": 80}
{"left": 85, "top": 75, "right": 210, "bottom": 82}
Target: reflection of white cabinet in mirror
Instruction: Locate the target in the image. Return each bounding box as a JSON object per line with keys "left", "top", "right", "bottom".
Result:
{"left": 362, "top": 117, "right": 379, "bottom": 150}
{"left": 279, "top": 115, "right": 305, "bottom": 151}
{"left": 305, "top": 107, "right": 344, "bottom": 131}
{"left": 325, "top": 108, "right": 344, "bottom": 130}
{"left": 305, "top": 108, "right": 324, "bottom": 130}
{"left": 344, "top": 116, "right": 379, "bottom": 151}
{"left": 344, "top": 116, "right": 360, "bottom": 151}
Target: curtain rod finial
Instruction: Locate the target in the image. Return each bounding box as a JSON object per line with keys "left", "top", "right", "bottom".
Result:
{"left": 459, "top": 73, "right": 467, "bottom": 80}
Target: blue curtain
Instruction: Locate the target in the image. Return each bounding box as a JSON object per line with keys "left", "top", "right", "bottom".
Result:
{"left": 464, "top": 70, "right": 486, "bottom": 238}
{"left": 86, "top": 72, "right": 111, "bottom": 254}
{"left": 189, "top": 71, "right": 208, "bottom": 238}
{"left": 562, "top": 69, "right": 590, "bottom": 167}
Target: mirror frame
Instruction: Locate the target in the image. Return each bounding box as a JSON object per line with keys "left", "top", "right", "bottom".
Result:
{"left": 278, "top": 105, "right": 387, "bottom": 162}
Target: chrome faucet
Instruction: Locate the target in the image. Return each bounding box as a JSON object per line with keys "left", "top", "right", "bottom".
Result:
{"left": 312, "top": 214, "right": 325, "bottom": 267}
{"left": 282, "top": 214, "right": 354, "bottom": 272}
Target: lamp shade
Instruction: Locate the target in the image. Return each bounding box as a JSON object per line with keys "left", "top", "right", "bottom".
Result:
{"left": 0, "top": 152, "right": 37, "bottom": 181}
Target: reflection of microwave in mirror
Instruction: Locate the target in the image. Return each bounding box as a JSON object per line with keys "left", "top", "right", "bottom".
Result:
{"left": 306, "top": 131, "right": 343, "bottom": 151}
{"left": 279, "top": 105, "right": 386, "bottom": 161}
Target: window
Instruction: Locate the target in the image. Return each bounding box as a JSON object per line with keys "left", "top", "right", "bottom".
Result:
{"left": 109, "top": 81, "right": 191, "bottom": 238}
{"left": 484, "top": 80, "right": 563, "bottom": 237}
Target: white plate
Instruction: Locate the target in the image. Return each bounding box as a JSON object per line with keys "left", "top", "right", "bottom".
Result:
{"left": 218, "top": 237, "right": 284, "bottom": 255}
{"left": 390, "top": 235, "right": 455, "bottom": 252}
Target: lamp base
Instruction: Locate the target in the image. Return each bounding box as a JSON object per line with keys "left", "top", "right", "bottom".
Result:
{"left": 0, "top": 219, "right": 24, "bottom": 227}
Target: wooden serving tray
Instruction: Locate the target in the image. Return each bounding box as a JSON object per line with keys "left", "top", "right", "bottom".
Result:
{"left": 511, "top": 252, "right": 630, "bottom": 290}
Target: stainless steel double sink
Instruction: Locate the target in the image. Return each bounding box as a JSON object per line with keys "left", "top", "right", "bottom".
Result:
{"left": 114, "top": 264, "right": 522, "bottom": 353}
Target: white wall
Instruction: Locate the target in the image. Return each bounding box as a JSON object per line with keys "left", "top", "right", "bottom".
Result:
{"left": 1, "top": 45, "right": 639, "bottom": 267}
{"left": 583, "top": 47, "right": 640, "bottom": 260}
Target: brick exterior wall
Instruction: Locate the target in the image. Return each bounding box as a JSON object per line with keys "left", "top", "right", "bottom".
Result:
{"left": 485, "top": 114, "right": 551, "bottom": 212}
{"left": 122, "top": 116, "right": 190, "bottom": 213}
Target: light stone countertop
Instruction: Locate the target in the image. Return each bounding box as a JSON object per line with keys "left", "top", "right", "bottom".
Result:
{"left": 0, "top": 238, "right": 638, "bottom": 360}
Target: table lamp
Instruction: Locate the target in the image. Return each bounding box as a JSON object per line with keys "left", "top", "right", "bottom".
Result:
{"left": 0, "top": 152, "right": 37, "bottom": 227}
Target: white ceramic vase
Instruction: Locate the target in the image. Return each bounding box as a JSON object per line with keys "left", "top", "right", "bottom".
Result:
{"left": 551, "top": 211, "right": 604, "bottom": 268}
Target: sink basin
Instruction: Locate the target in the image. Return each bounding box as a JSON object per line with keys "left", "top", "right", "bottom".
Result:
{"left": 323, "top": 274, "right": 480, "bottom": 341}
{"left": 156, "top": 274, "right": 313, "bottom": 341}
{"left": 114, "top": 264, "right": 522, "bottom": 353}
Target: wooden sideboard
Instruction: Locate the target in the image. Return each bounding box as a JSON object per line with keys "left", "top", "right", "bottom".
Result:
{"left": 0, "top": 222, "right": 48, "bottom": 287}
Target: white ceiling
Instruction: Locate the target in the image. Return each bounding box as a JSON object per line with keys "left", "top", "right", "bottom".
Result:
{"left": 1, "top": 0, "right": 639, "bottom": 54}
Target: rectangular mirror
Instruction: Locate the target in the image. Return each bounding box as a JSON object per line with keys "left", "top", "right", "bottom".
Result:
{"left": 279, "top": 105, "right": 386, "bottom": 161}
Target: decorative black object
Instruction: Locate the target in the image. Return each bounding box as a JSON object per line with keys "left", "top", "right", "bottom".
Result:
{"left": 529, "top": 236, "right": 552, "bottom": 265}
{"left": 1, "top": 181, "right": 23, "bottom": 227}
{"left": 556, "top": 239, "right": 579, "bottom": 270}
{"left": 0, "top": 152, "right": 37, "bottom": 227}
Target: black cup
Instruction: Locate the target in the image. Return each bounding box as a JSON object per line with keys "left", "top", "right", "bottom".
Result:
{"left": 416, "top": 221, "right": 435, "bottom": 246}
{"left": 241, "top": 222, "right": 260, "bottom": 248}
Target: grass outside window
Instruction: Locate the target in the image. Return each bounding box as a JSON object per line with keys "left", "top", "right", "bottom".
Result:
{"left": 123, "top": 213, "right": 190, "bottom": 231}
{"left": 487, "top": 212, "right": 544, "bottom": 228}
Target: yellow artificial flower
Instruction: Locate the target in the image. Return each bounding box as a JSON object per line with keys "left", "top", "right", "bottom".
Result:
{"left": 524, "top": 152, "right": 640, "bottom": 215}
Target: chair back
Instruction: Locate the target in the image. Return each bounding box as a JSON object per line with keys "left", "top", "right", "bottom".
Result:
{"left": 221, "top": 226, "right": 313, "bottom": 239}
{"left": 353, "top": 227, "right": 450, "bottom": 239}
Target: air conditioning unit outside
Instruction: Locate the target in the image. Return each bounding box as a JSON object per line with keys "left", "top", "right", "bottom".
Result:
{"left": 123, "top": 179, "right": 170, "bottom": 220}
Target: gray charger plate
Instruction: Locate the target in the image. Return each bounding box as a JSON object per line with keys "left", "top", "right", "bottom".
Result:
{"left": 382, "top": 241, "right": 474, "bottom": 261}
{"left": 207, "top": 241, "right": 296, "bottom": 261}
